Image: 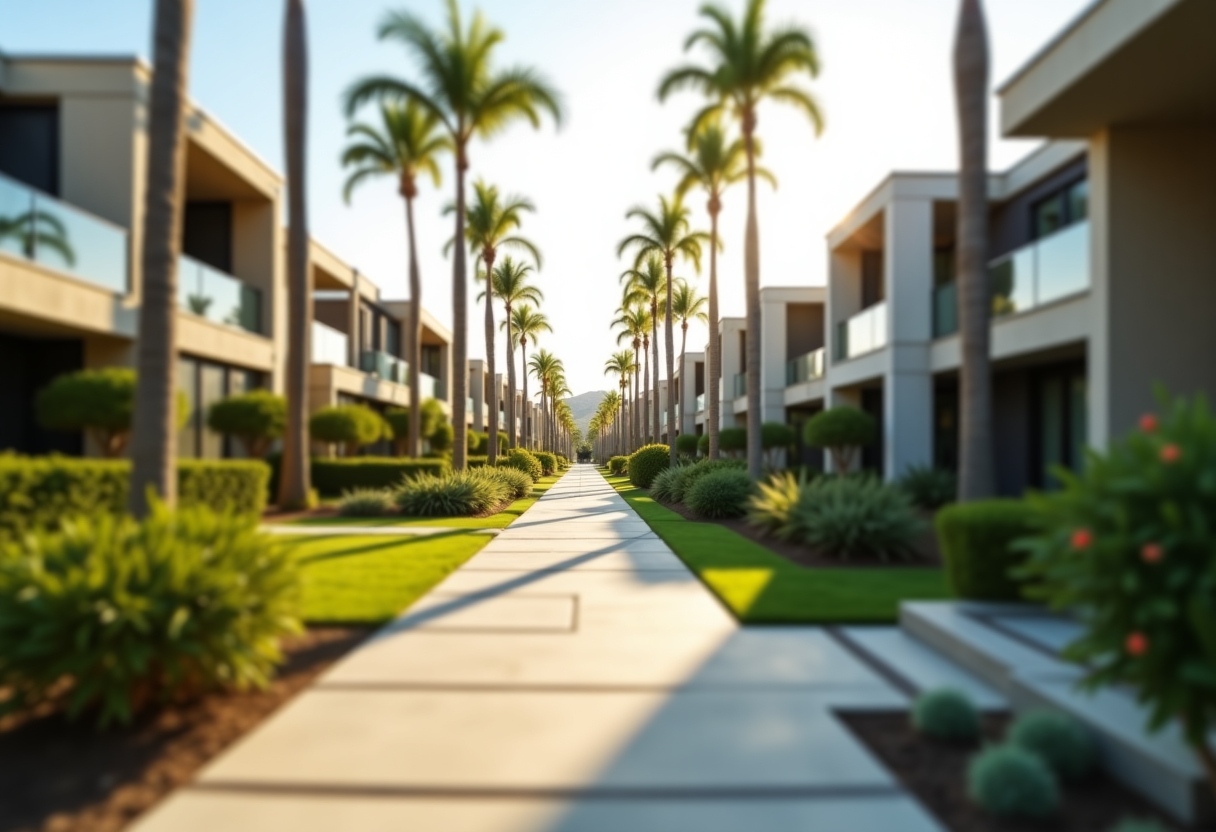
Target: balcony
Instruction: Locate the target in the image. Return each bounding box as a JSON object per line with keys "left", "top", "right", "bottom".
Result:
{"left": 786, "top": 348, "right": 825, "bottom": 385}
{"left": 360, "top": 349, "right": 408, "bottom": 384}
{"left": 311, "top": 320, "right": 349, "bottom": 365}
{"left": 933, "top": 220, "right": 1090, "bottom": 337}
{"left": 0, "top": 170, "right": 128, "bottom": 294}
{"left": 835, "top": 301, "right": 888, "bottom": 361}
{"left": 733, "top": 372, "right": 747, "bottom": 398}
{"left": 178, "top": 254, "right": 262, "bottom": 334}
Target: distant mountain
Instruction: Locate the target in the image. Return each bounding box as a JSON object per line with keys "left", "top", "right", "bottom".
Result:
{"left": 564, "top": 390, "right": 610, "bottom": 438}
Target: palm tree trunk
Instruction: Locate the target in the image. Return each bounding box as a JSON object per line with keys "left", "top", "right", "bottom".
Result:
{"left": 483, "top": 251, "right": 498, "bottom": 466}
{"left": 664, "top": 260, "right": 677, "bottom": 466}
{"left": 405, "top": 193, "right": 422, "bottom": 458}
{"left": 521, "top": 339, "right": 529, "bottom": 449}
{"left": 651, "top": 300, "right": 660, "bottom": 443}
{"left": 633, "top": 345, "right": 641, "bottom": 449}
{"left": 955, "top": 0, "right": 994, "bottom": 500}
{"left": 129, "top": 0, "right": 193, "bottom": 517}
{"left": 505, "top": 304, "right": 517, "bottom": 450}
{"left": 680, "top": 321, "right": 689, "bottom": 437}
{"left": 451, "top": 145, "right": 469, "bottom": 471}
{"left": 707, "top": 205, "right": 721, "bottom": 461}
{"left": 742, "top": 111, "right": 763, "bottom": 480}
{"left": 643, "top": 338, "right": 650, "bottom": 445}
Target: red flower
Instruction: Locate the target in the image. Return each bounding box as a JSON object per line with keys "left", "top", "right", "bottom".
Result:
{"left": 1140, "top": 414, "right": 1158, "bottom": 433}
{"left": 1141, "top": 543, "right": 1163, "bottom": 564}
{"left": 1071, "top": 528, "right": 1093, "bottom": 550}
{"left": 1125, "top": 632, "right": 1149, "bottom": 657}
{"left": 1160, "top": 444, "right": 1181, "bottom": 463}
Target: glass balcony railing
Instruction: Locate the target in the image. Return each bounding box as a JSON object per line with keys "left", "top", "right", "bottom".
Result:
{"left": 311, "top": 320, "right": 349, "bottom": 366}
{"left": 835, "top": 301, "right": 888, "bottom": 361}
{"left": 695, "top": 393, "right": 705, "bottom": 412}
{"left": 786, "top": 347, "right": 825, "bottom": 385}
{"left": 0, "top": 169, "right": 129, "bottom": 294}
{"left": 934, "top": 221, "right": 1090, "bottom": 337}
{"left": 734, "top": 372, "right": 747, "bottom": 398}
{"left": 360, "top": 349, "right": 408, "bottom": 384}
{"left": 178, "top": 254, "right": 262, "bottom": 334}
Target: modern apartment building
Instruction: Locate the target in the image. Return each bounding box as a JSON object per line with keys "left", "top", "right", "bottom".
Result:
{"left": 0, "top": 53, "right": 453, "bottom": 459}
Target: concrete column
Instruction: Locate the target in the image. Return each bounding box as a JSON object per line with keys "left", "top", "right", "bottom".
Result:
{"left": 759, "top": 291, "right": 787, "bottom": 425}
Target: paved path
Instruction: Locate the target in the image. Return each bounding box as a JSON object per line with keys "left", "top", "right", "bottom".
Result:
{"left": 135, "top": 465, "right": 944, "bottom": 832}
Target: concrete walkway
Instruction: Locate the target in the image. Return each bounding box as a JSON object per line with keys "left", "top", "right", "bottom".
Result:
{"left": 134, "top": 465, "right": 944, "bottom": 832}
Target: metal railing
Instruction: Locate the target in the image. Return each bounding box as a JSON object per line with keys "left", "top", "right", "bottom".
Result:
{"left": 835, "top": 301, "right": 888, "bottom": 361}
{"left": 0, "top": 169, "right": 128, "bottom": 294}
{"left": 311, "top": 320, "right": 349, "bottom": 366}
{"left": 786, "top": 347, "right": 825, "bottom": 385}
{"left": 178, "top": 254, "right": 262, "bottom": 334}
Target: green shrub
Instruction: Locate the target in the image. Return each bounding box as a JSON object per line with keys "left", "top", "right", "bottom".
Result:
{"left": 787, "top": 475, "right": 922, "bottom": 560}
{"left": 669, "top": 459, "right": 745, "bottom": 504}
{"left": 466, "top": 455, "right": 489, "bottom": 469}
{"left": 428, "top": 422, "right": 455, "bottom": 453}
{"left": 206, "top": 390, "right": 286, "bottom": 458}
{"left": 967, "top": 745, "right": 1060, "bottom": 820}
{"left": 467, "top": 430, "right": 488, "bottom": 455}
{"left": 718, "top": 427, "right": 747, "bottom": 458}
{"left": 0, "top": 457, "right": 269, "bottom": 542}
{"left": 685, "top": 468, "right": 754, "bottom": 519}
{"left": 697, "top": 434, "right": 710, "bottom": 455}
{"left": 649, "top": 465, "right": 687, "bottom": 503}
{"left": 912, "top": 688, "right": 980, "bottom": 742}
{"left": 533, "top": 451, "right": 558, "bottom": 476}
{"left": 308, "top": 457, "right": 448, "bottom": 497}
{"left": 395, "top": 470, "right": 511, "bottom": 517}
{"left": 1008, "top": 710, "right": 1096, "bottom": 782}
{"left": 608, "top": 455, "right": 629, "bottom": 476}
{"left": 747, "top": 470, "right": 806, "bottom": 536}
{"left": 35, "top": 368, "right": 188, "bottom": 458}
{"left": 761, "top": 422, "right": 797, "bottom": 468}
{"left": 0, "top": 503, "right": 300, "bottom": 726}
{"left": 499, "top": 449, "right": 543, "bottom": 481}
{"left": 804, "top": 406, "right": 876, "bottom": 474}
{"left": 384, "top": 399, "right": 444, "bottom": 455}
{"left": 308, "top": 405, "right": 390, "bottom": 456}
{"left": 675, "top": 433, "right": 699, "bottom": 458}
{"left": 336, "top": 488, "right": 394, "bottom": 517}
{"left": 629, "top": 444, "right": 671, "bottom": 488}
{"left": 898, "top": 465, "right": 957, "bottom": 510}
{"left": 936, "top": 499, "right": 1035, "bottom": 600}
{"left": 483, "top": 465, "right": 533, "bottom": 500}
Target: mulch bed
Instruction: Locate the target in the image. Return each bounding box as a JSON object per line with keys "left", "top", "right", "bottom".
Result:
{"left": 842, "top": 711, "right": 1207, "bottom": 832}
{"left": 0, "top": 627, "right": 370, "bottom": 832}
{"left": 655, "top": 497, "right": 942, "bottom": 569}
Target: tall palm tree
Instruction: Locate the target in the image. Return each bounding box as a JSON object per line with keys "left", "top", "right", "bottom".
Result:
{"left": 344, "top": 0, "right": 562, "bottom": 471}
{"left": 621, "top": 256, "right": 667, "bottom": 442}
{"left": 613, "top": 305, "right": 650, "bottom": 450}
{"left": 480, "top": 255, "right": 541, "bottom": 449}
{"left": 954, "top": 0, "right": 994, "bottom": 500}
{"left": 668, "top": 278, "right": 709, "bottom": 434}
{"left": 659, "top": 0, "right": 823, "bottom": 478}
{"left": 653, "top": 117, "right": 772, "bottom": 459}
{"left": 510, "top": 303, "right": 550, "bottom": 449}
{"left": 549, "top": 371, "right": 570, "bottom": 453}
{"left": 454, "top": 181, "right": 540, "bottom": 464}
{"left": 618, "top": 194, "right": 707, "bottom": 465}
{"left": 129, "top": 0, "right": 194, "bottom": 517}
{"left": 341, "top": 99, "right": 450, "bottom": 457}
{"left": 605, "top": 350, "right": 635, "bottom": 456}
{"left": 529, "top": 348, "right": 560, "bottom": 452}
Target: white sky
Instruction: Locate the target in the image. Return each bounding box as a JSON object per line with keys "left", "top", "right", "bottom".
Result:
{"left": 1, "top": 0, "right": 1092, "bottom": 397}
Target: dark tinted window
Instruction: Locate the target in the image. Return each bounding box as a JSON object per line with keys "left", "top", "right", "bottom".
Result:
{"left": 0, "top": 104, "right": 59, "bottom": 194}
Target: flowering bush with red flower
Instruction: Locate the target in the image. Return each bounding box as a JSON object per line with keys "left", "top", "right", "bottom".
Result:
{"left": 1016, "top": 392, "right": 1216, "bottom": 796}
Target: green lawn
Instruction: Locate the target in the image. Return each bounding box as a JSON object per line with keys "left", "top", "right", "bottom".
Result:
{"left": 604, "top": 473, "right": 951, "bottom": 624}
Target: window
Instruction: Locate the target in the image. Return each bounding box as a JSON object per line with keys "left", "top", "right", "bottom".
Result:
{"left": 0, "top": 104, "right": 59, "bottom": 195}
{"left": 178, "top": 355, "right": 264, "bottom": 459}
{"left": 1032, "top": 178, "right": 1087, "bottom": 240}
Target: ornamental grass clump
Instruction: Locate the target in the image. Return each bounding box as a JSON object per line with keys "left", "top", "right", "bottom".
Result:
{"left": 481, "top": 465, "right": 532, "bottom": 500}
{"left": 967, "top": 745, "right": 1060, "bottom": 820}
{"left": 0, "top": 504, "right": 300, "bottom": 726}
{"left": 628, "top": 444, "right": 671, "bottom": 488}
{"left": 912, "top": 687, "right": 981, "bottom": 742}
{"left": 685, "top": 468, "right": 754, "bottom": 519}
{"left": 747, "top": 470, "right": 805, "bottom": 537}
{"left": 1008, "top": 710, "right": 1096, "bottom": 782}
{"left": 788, "top": 475, "right": 922, "bottom": 560}
{"left": 337, "top": 488, "right": 394, "bottom": 517}
{"left": 1016, "top": 392, "right": 1216, "bottom": 795}
{"left": 395, "top": 470, "right": 511, "bottom": 517}
{"left": 648, "top": 465, "right": 687, "bottom": 503}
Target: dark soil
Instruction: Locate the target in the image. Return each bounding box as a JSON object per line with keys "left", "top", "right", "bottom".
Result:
{"left": 842, "top": 711, "right": 1208, "bottom": 832}
{"left": 657, "top": 497, "right": 942, "bottom": 569}
{"left": 0, "top": 627, "right": 370, "bottom": 832}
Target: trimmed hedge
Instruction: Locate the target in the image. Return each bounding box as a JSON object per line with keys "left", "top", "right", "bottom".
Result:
{"left": 936, "top": 499, "right": 1036, "bottom": 600}
{"left": 629, "top": 444, "right": 670, "bottom": 488}
{"left": 310, "top": 458, "right": 450, "bottom": 498}
{"left": 675, "top": 433, "right": 699, "bottom": 458}
{"left": 533, "top": 451, "right": 558, "bottom": 476}
{"left": 0, "top": 456, "right": 270, "bottom": 542}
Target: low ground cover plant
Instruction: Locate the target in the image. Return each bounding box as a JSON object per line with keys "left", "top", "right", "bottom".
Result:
{"left": 628, "top": 443, "right": 670, "bottom": 488}
{"left": 685, "top": 468, "right": 754, "bottom": 519}
{"left": 899, "top": 464, "right": 957, "bottom": 510}
{"left": 935, "top": 499, "right": 1035, "bottom": 600}
{"left": 0, "top": 503, "right": 300, "bottom": 726}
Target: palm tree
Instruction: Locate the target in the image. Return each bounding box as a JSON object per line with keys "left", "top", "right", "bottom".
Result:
{"left": 613, "top": 305, "right": 650, "bottom": 450}
{"left": 341, "top": 99, "right": 450, "bottom": 457}
{"left": 549, "top": 371, "right": 570, "bottom": 453}
{"left": 668, "top": 278, "right": 709, "bottom": 433}
{"left": 954, "top": 0, "right": 994, "bottom": 500}
{"left": 344, "top": 0, "right": 562, "bottom": 471}
{"left": 605, "top": 350, "right": 635, "bottom": 456}
{"left": 529, "top": 348, "right": 560, "bottom": 452}
{"left": 653, "top": 117, "right": 773, "bottom": 459}
{"left": 480, "top": 255, "right": 541, "bottom": 449}
{"left": 0, "top": 208, "right": 76, "bottom": 265}
{"left": 618, "top": 194, "right": 707, "bottom": 465}
{"left": 621, "top": 256, "right": 668, "bottom": 443}
{"left": 128, "top": 0, "right": 194, "bottom": 517}
{"left": 510, "top": 303, "right": 550, "bottom": 449}
{"left": 454, "top": 181, "right": 540, "bottom": 464}
{"left": 659, "top": 0, "right": 823, "bottom": 478}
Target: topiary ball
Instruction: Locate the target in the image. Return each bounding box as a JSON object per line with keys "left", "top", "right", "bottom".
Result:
{"left": 685, "top": 468, "right": 754, "bottom": 519}
{"left": 912, "top": 687, "right": 981, "bottom": 742}
{"left": 629, "top": 444, "right": 671, "bottom": 488}
{"left": 967, "top": 744, "right": 1060, "bottom": 820}
{"left": 1008, "top": 710, "right": 1096, "bottom": 782}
